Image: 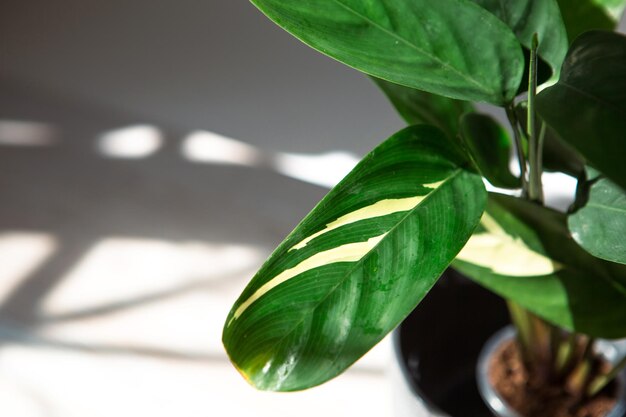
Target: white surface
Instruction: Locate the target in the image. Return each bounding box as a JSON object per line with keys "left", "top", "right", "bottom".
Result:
{"left": 0, "top": 344, "right": 391, "bottom": 417}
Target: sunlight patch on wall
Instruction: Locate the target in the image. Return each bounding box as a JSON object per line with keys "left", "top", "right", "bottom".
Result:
{"left": 40, "top": 237, "right": 264, "bottom": 317}
{"left": 181, "top": 130, "right": 263, "bottom": 166}
{"left": 272, "top": 151, "right": 358, "bottom": 188}
{"left": 180, "top": 129, "right": 359, "bottom": 188}
{"left": 97, "top": 125, "right": 163, "bottom": 158}
{"left": 0, "top": 120, "right": 57, "bottom": 146}
{"left": 0, "top": 232, "right": 58, "bottom": 305}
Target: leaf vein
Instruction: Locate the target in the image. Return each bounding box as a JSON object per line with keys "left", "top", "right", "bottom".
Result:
{"left": 329, "top": 0, "right": 489, "bottom": 93}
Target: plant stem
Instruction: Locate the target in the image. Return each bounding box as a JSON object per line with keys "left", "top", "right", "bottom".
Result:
{"left": 505, "top": 104, "right": 529, "bottom": 197}
{"left": 588, "top": 354, "right": 626, "bottom": 397}
{"left": 567, "top": 360, "right": 592, "bottom": 399}
{"left": 556, "top": 332, "right": 577, "bottom": 375}
{"left": 566, "top": 337, "right": 595, "bottom": 398}
{"left": 549, "top": 320, "right": 561, "bottom": 366}
{"left": 534, "top": 121, "right": 546, "bottom": 201}
{"left": 527, "top": 33, "right": 543, "bottom": 204}
{"left": 506, "top": 300, "right": 534, "bottom": 365}
{"left": 529, "top": 313, "right": 561, "bottom": 382}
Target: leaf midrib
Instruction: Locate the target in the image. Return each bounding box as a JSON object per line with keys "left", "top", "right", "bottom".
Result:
{"left": 329, "top": 0, "right": 491, "bottom": 94}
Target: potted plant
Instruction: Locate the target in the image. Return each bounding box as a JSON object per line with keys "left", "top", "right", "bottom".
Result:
{"left": 222, "top": 1, "right": 626, "bottom": 416}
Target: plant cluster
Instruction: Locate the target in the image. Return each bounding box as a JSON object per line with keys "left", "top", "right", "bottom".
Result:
{"left": 222, "top": 0, "right": 626, "bottom": 408}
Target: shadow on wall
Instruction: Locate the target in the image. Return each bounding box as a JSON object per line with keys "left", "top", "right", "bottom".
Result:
{"left": 0, "top": 79, "right": 350, "bottom": 352}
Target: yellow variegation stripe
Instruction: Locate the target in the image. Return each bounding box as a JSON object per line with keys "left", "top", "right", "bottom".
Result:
{"left": 231, "top": 233, "right": 387, "bottom": 322}
{"left": 230, "top": 180, "right": 450, "bottom": 324}
{"left": 289, "top": 180, "right": 445, "bottom": 252}
{"left": 456, "top": 213, "right": 559, "bottom": 276}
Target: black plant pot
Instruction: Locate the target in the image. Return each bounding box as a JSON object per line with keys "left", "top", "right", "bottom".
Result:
{"left": 393, "top": 269, "right": 626, "bottom": 417}
{"left": 393, "top": 268, "right": 509, "bottom": 417}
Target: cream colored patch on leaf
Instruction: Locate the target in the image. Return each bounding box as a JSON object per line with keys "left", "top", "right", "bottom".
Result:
{"left": 423, "top": 179, "right": 445, "bottom": 189}
{"left": 456, "top": 213, "right": 559, "bottom": 276}
{"left": 289, "top": 180, "right": 443, "bottom": 252}
{"left": 232, "top": 233, "right": 386, "bottom": 322}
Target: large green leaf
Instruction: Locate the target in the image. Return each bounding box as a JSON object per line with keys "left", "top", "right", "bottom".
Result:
{"left": 453, "top": 194, "right": 626, "bottom": 338}
{"left": 460, "top": 113, "right": 520, "bottom": 189}
{"left": 372, "top": 77, "right": 473, "bottom": 139}
{"left": 556, "top": 0, "right": 626, "bottom": 42}
{"left": 251, "top": 0, "right": 524, "bottom": 104}
{"left": 569, "top": 176, "right": 626, "bottom": 265}
{"left": 536, "top": 31, "right": 626, "bottom": 191}
{"left": 223, "top": 126, "right": 487, "bottom": 391}
{"left": 473, "top": 0, "right": 568, "bottom": 79}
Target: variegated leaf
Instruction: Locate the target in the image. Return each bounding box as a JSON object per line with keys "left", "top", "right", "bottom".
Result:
{"left": 223, "top": 125, "right": 487, "bottom": 391}
{"left": 453, "top": 194, "right": 626, "bottom": 338}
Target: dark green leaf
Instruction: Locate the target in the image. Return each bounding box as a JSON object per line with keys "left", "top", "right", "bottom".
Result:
{"left": 460, "top": 113, "right": 520, "bottom": 189}
{"left": 569, "top": 176, "right": 626, "bottom": 265}
{"left": 453, "top": 194, "right": 626, "bottom": 338}
{"left": 223, "top": 126, "right": 487, "bottom": 391}
{"left": 372, "top": 77, "right": 473, "bottom": 139}
{"left": 251, "top": 0, "right": 524, "bottom": 104}
{"left": 472, "top": 0, "right": 568, "bottom": 79}
{"left": 541, "top": 126, "right": 585, "bottom": 177}
{"left": 536, "top": 31, "right": 626, "bottom": 190}
{"left": 556, "top": 0, "right": 626, "bottom": 42}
